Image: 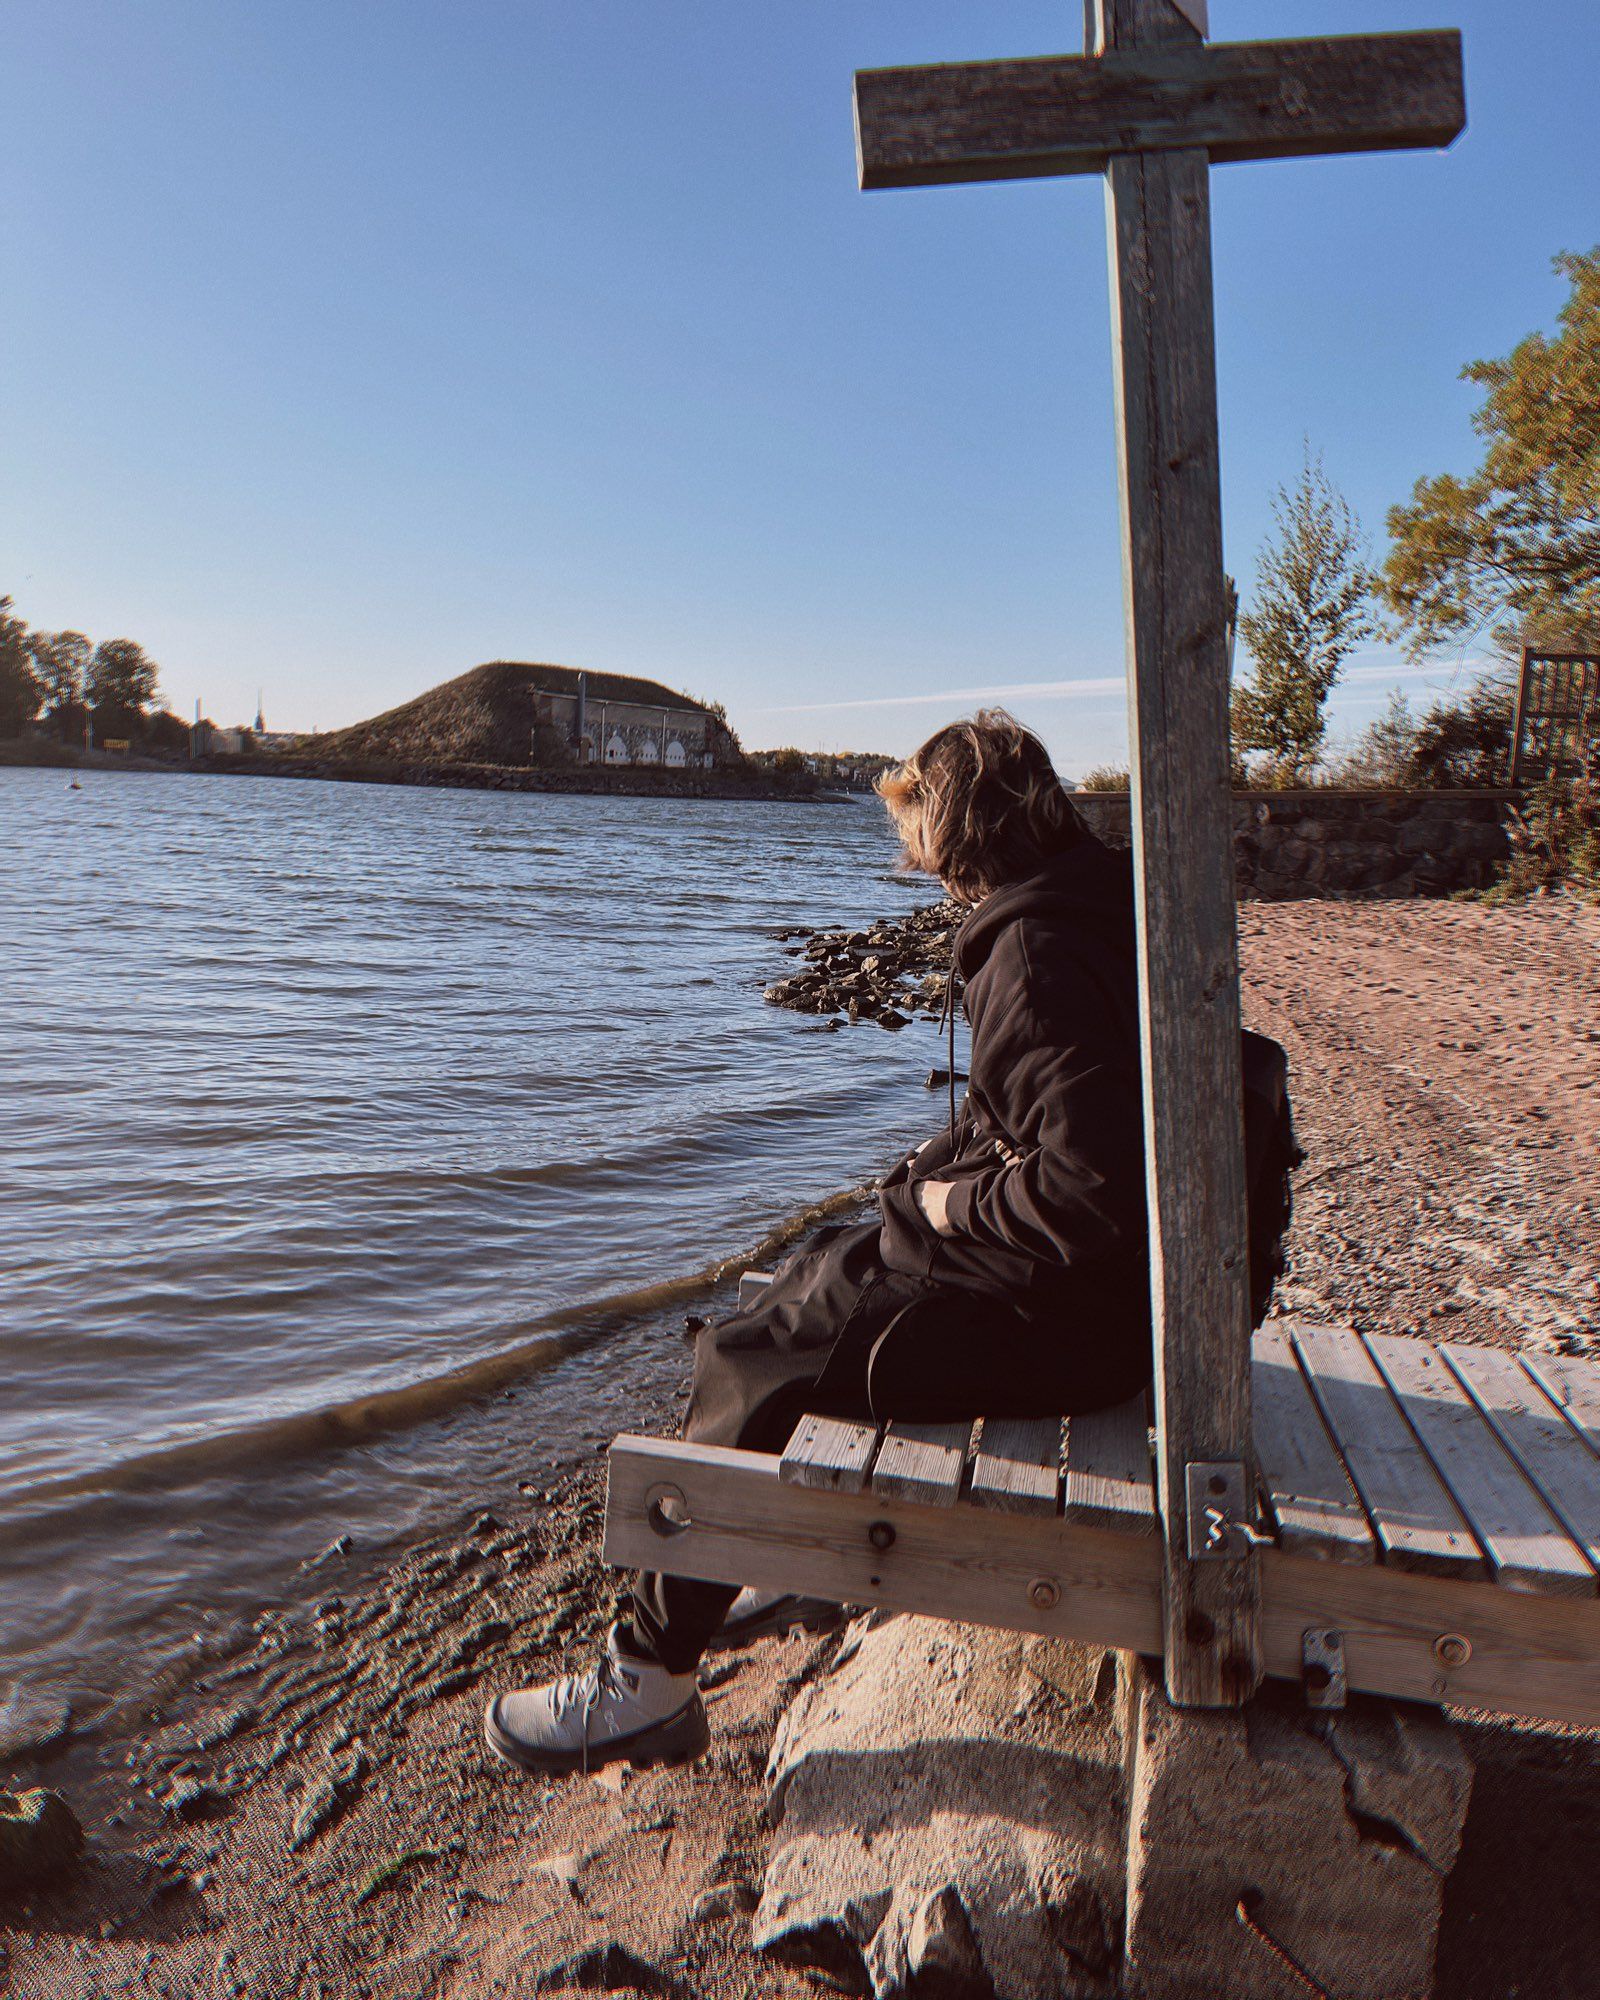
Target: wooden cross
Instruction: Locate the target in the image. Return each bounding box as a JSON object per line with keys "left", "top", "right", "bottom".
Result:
{"left": 854, "top": 1, "right": 1465, "bottom": 1708}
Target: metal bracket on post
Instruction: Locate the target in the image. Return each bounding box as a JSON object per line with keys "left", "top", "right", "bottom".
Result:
{"left": 1301, "top": 1628, "right": 1347, "bottom": 1711}
{"left": 1184, "top": 1461, "right": 1259, "bottom": 1562}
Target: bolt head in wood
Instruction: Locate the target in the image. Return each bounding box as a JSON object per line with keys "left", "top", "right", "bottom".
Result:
{"left": 1029, "top": 1577, "right": 1062, "bottom": 1610}
{"left": 643, "top": 1483, "right": 691, "bottom": 1538}
{"left": 868, "top": 1520, "right": 896, "bottom": 1551}
{"left": 1433, "top": 1633, "right": 1472, "bottom": 1669}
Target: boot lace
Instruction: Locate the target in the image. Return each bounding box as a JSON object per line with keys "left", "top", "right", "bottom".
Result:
{"left": 550, "top": 1650, "right": 638, "bottom": 1774}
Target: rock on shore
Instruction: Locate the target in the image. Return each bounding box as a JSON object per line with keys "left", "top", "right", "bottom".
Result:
{"left": 0, "top": 1788, "right": 84, "bottom": 1891}
{"left": 764, "top": 902, "right": 961, "bottom": 1029}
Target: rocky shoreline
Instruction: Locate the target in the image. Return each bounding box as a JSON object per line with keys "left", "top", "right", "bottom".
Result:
{"left": 764, "top": 900, "right": 961, "bottom": 1030}
{"left": 204, "top": 753, "right": 829, "bottom": 804}
{"left": 0, "top": 741, "right": 836, "bottom": 803}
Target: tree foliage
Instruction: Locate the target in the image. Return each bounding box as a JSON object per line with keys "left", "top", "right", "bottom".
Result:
{"left": 1383, "top": 248, "right": 1600, "bottom": 653}
{"left": 1325, "top": 671, "right": 1515, "bottom": 791}
{"left": 1325, "top": 689, "right": 1419, "bottom": 789}
{"left": 29, "top": 630, "right": 91, "bottom": 711}
{"left": 1231, "top": 453, "right": 1377, "bottom": 784}
{"left": 87, "top": 637, "right": 161, "bottom": 730}
{"left": 1077, "top": 765, "right": 1130, "bottom": 792}
{"left": 0, "top": 597, "right": 43, "bottom": 737}
{"left": 28, "top": 629, "right": 92, "bottom": 739}
{"left": 1403, "top": 671, "right": 1515, "bottom": 790}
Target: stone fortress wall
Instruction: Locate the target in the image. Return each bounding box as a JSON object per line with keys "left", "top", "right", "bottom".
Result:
{"left": 534, "top": 687, "right": 722, "bottom": 769}
{"left": 1073, "top": 789, "right": 1517, "bottom": 899}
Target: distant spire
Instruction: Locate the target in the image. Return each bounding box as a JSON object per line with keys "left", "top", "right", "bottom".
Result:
{"left": 255, "top": 690, "right": 265, "bottom": 733}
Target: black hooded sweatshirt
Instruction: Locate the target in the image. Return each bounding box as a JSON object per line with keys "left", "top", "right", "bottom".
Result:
{"left": 877, "top": 833, "right": 1153, "bottom": 1367}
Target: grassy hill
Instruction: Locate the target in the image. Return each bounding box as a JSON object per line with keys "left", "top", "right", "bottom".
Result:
{"left": 305, "top": 661, "right": 723, "bottom": 769}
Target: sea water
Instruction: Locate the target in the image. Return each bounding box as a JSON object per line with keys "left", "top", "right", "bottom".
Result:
{"left": 0, "top": 767, "right": 951, "bottom": 1706}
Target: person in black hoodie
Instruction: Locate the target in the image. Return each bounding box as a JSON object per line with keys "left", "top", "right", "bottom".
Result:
{"left": 484, "top": 712, "right": 1200, "bottom": 1774}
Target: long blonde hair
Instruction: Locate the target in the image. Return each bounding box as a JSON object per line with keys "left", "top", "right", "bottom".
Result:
{"left": 876, "top": 709, "right": 1086, "bottom": 903}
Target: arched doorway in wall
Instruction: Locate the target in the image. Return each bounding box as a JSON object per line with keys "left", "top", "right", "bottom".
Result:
{"left": 665, "top": 739, "right": 686, "bottom": 768}
{"left": 635, "top": 736, "right": 660, "bottom": 764}
{"left": 605, "top": 733, "right": 628, "bottom": 764}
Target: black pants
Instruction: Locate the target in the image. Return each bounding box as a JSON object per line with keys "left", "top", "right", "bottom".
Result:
{"left": 621, "top": 1221, "right": 1149, "bottom": 1673}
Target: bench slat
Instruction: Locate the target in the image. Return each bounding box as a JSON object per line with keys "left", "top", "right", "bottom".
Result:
{"left": 780, "top": 1415, "right": 881, "bottom": 1494}
{"left": 1444, "top": 1345, "right": 1600, "bottom": 1575}
{"left": 1251, "top": 1327, "right": 1375, "bottom": 1564}
{"left": 1062, "top": 1394, "right": 1155, "bottom": 1534}
{"left": 1292, "top": 1326, "right": 1484, "bottom": 1580}
{"left": 968, "top": 1417, "right": 1063, "bottom": 1516}
{"left": 1521, "top": 1354, "right": 1600, "bottom": 1460}
{"left": 872, "top": 1421, "right": 973, "bottom": 1506}
{"left": 1365, "top": 1335, "right": 1593, "bottom": 1598}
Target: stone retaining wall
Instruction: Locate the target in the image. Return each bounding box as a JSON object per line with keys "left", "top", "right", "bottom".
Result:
{"left": 1073, "top": 791, "right": 1516, "bottom": 900}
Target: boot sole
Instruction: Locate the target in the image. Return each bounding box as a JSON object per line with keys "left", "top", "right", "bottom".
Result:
{"left": 704, "top": 1598, "right": 851, "bottom": 1653}
{"left": 483, "top": 1695, "right": 710, "bottom": 1777}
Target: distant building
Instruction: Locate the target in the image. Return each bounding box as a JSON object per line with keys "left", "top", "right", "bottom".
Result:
{"left": 190, "top": 719, "right": 250, "bottom": 757}
{"left": 749, "top": 748, "right": 899, "bottom": 792}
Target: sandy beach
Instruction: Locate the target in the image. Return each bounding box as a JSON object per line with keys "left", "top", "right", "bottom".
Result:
{"left": 4, "top": 890, "right": 1598, "bottom": 1999}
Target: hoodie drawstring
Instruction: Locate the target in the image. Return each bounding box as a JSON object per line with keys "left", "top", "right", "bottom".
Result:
{"left": 937, "top": 942, "right": 964, "bottom": 1151}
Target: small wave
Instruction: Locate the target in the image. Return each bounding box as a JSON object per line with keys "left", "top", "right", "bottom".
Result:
{"left": 0, "top": 1181, "right": 874, "bottom": 1514}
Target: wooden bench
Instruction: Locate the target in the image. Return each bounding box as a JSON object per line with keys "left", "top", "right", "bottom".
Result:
{"left": 605, "top": 1297, "right": 1600, "bottom": 1729}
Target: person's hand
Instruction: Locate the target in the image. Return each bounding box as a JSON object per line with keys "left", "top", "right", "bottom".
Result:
{"left": 914, "top": 1179, "right": 958, "bottom": 1237}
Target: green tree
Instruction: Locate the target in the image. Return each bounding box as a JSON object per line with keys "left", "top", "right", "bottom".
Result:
{"left": 0, "top": 597, "right": 43, "bottom": 737}
{"left": 87, "top": 637, "right": 161, "bottom": 735}
{"left": 1404, "top": 669, "right": 1516, "bottom": 789}
{"left": 28, "top": 629, "right": 92, "bottom": 739}
{"left": 1384, "top": 248, "right": 1600, "bottom": 653}
{"left": 1231, "top": 452, "right": 1377, "bottom": 784}
{"left": 1325, "top": 688, "right": 1419, "bottom": 789}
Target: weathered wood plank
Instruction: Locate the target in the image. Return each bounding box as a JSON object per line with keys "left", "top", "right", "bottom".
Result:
{"left": 968, "top": 1417, "right": 1063, "bottom": 1516}
{"left": 1063, "top": 1394, "right": 1156, "bottom": 1535}
{"left": 1444, "top": 1346, "right": 1600, "bottom": 1574}
{"left": 1366, "top": 1335, "right": 1593, "bottom": 1598}
{"left": 1100, "top": 0, "right": 1259, "bottom": 1697}
{"left": 780, "top": 1415, "right": 881, "bottom": 1495}
{"left": 871, "top": 1421, "right": 972, "bottom": 1507}
{"left": 1292, "top": 1326, "right": 1484, "bottom": 1580}
{"left": 854, "top": 31, "right": 1466, "bottom": 191}
{"left": 1521, "top": 1354, "right": 1600, "bottom": 1461}
{"left": 604, "top": 1433, "right": 1600, "bottom": 1729}
{"left": 609, "top": 1430, "right": 1162, "bottom": 1653}
{"left": 1251, "top": 1327, "right": 1374, "bottom": 1565}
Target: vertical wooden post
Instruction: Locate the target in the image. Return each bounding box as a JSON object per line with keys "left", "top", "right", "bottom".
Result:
{"left": 1092, "top": 0, "right": 1261, "bottom": 1706}
{"left": 1508, "top": 642, "right": 1534, "bottom": 787}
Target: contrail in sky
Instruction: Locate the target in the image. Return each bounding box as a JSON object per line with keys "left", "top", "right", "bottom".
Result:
{"left": 748, "top": 677, "right": 1125, "bottom": 715}
{"left": 749, "top": 655, "right": 1472, "bottom": 717}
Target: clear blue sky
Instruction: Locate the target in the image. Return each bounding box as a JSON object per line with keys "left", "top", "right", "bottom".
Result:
{"left": 5, "top": 2, "right": 1596, "bottom": 776}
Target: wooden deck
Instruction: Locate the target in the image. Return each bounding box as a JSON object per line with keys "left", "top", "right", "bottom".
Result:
{"left": 604, "top": 1322, "right": 1600, "bottom": 1728}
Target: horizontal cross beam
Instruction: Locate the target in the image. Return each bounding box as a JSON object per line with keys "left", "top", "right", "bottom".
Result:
{"left": 854, "top": 29, "right": 1465, "bottom": 190}
{"left": 604, "top": 1434, "right": 1600, "bottom": 1729}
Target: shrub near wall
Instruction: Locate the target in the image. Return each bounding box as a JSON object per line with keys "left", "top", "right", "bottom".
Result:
{"left": 1072, "top": 792, "right": 1515, "bottom": 900}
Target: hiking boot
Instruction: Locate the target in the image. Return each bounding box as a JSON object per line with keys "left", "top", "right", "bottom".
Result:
{"left": 705, "top": 1586, "right": 848, "bottom": 1652}
{"left": 483, "top": 1626, "right": 709, "bottom": 1776}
